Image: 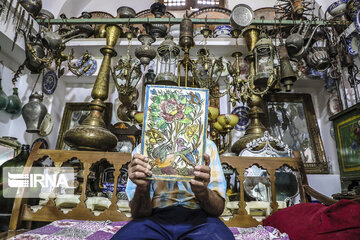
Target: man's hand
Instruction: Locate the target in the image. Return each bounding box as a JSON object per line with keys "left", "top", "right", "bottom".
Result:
{"left": 128, "top": 153, "right": 153, "bottom": 218}
{"left": 128, "top": 153, "right": 152, "bottom": 191}
{"left": 190, "top": 154, "right": 211, "bottom": 196}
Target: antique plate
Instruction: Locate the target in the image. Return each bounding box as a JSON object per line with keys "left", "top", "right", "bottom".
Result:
{"left": 42, "top": 70, "right": 58, "bottom": 95}
{"left": 326, "top": 0, "right": 348, "bottom": 17}
{"left": 354, "top": 8, "right": 360, "bottom": 34}
{"left": 39, "top": 113, "right": 53, "bottom": 136}
{"left": 327, "top": 94, "right": 341, "bottom": 117}
{"left": 231, "top": 106, "right": 250, "bottom": 131}
{"left": 214, "top": 25, "right": 232, "bottom": 38}
{"left": 346, "top": 32, "right": 360, "bottom": 55}
{"left": 31, "top": 137, "right": 49, "bottom": 150}
{"left": 230, "top": 4, "right": 254, "bottom": 30}
{"left": 76, "top": 56, "right": 97, "bottom": 76}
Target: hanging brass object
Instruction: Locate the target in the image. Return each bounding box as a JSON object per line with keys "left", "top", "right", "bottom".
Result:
{"left": 154, "top": 33, "right": 180, "bottom": 86}
{"left": 178, "top": 14, "right": 194, "bottom": 87}
{"left": 191, "top": 27, "right": 225, "bottom": 97}
{"left": 135, "top": 34, "right": 157, "bottom": 67}
{"left": 270, "top": 67, "right": 282, "bottom": 92}
{"left": 179, "top": 15, "right": 194, "bottom": 50}
{"left": 242, "top": 26, "right": 260, "bottom": 62}
{"left": 63, "top": 25, "right": 121, "bottom": 151}
{"left": 112, "top": 31, "right": 142, "bottom": 121}
{"left": 279, "top": 45, "right": 297, "bottom": 92}
{"left": 253, "top": 32, "right": 275, "bottom": 89}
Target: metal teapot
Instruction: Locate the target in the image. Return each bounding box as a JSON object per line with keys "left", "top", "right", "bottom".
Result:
{"left": 42, "top": 25, "right": 94, "bottom": 51}
{"left": 286, "top": 22, "right": 324, "bottom": 59}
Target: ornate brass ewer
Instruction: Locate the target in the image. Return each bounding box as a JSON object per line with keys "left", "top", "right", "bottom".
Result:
{"left": 230, "top": 26, "right": 270, "bottom": 155}
{"left": 63, "top": 25, "right": 121, "bottom": 151}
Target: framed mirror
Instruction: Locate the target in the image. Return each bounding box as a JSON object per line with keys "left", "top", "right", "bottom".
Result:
{"left": 0, "top": 137, "right": 21, "bottom": 166}
{"left": 263, "top": 93, "right": 328, "bottom": 174}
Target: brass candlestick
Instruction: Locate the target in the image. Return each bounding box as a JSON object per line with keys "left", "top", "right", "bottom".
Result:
{"left": 64, "top": 25, "right": 122, "bottom": 151}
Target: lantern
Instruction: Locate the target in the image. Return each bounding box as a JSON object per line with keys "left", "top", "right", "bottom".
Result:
{"left": 154, "top": 33, "right": 180, "bottom": 86}
{"left": 253, "top": 32, "right": 275, "bottom": 89}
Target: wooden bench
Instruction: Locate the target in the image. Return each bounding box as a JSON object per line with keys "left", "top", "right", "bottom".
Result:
{"left": 4, "top": 142, "right": 336, "bottom": 239}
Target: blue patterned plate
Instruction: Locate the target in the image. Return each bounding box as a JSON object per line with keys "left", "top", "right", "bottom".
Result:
{"left": 31, "top": 137, "right": 49, "bottom": 150}
{"left": 346, "top": 32, "right": 359, "bottom": 55}
{"left": 76, "top": 56, "right": 97, "bottom": 76}
{"left": 42, "top": 70, "right": 58, "bottom": 95}
{"left": 231, "top": 106, "right": 250, "bottom": 131}
{"left": 354, "top": 7, "right": 360, "bottom": 34}
{"left": 326, "top": 0, "right": 348, "bottom": 17}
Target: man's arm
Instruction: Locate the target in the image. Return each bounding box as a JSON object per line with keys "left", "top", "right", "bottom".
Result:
{"left": 190, "top": 154, "right": 225, "bottom": 217}
{"left": 127, "top": 154, "right": 153, "bottom": 218}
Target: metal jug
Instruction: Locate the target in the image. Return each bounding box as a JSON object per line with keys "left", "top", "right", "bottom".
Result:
{"left": 21, "top": 92, "right": 47, "bottom": 133}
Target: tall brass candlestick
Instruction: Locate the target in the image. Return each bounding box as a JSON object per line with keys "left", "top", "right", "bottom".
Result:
{"left": 64, "top": 25, "right": 122, "bottom": 151}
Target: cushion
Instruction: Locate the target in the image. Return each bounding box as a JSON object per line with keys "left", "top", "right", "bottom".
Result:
{"left": 263, "top": 199, "right": 360, "bottom": 240}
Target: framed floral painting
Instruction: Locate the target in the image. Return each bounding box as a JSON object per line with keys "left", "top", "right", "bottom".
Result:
{"left": 141, "top": 85, "right": 209, "bottom": 181}
{"left": 330, "top": 103, "right": 360, "bottom": 192}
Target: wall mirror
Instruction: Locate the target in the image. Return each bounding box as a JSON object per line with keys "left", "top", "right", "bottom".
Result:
{"left": 263, "top": 93, "right": 328, "bottom": 174}
{"left": 0, "top": 137, "right": 21, "bottom": 166}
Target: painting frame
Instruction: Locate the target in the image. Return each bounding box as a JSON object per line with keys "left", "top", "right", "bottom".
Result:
{"left": 263, "top": 93, "right": 328, "bottom": 174}
{"left": 330, "top": 103, "right": 360, "bottom": 192}
{"left": 141, "top": 85, "right": 209, "bottom": 181}
{"left": 55, "top": 102, "right": 113, "bottom": 150}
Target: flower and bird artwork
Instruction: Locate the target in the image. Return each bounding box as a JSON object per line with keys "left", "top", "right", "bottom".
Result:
{"left": 141, "top": 85, "right": 209, "bottom": 181}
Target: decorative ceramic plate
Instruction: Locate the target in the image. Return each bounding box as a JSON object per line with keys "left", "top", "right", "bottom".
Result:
{"left": 39, "top": 113, "right": 53, "bottom": 136}
{"left": 326, "top": 0, "right": 348, "bottom": 17}
{"left": 31, "top": 137, "right": 49, "bottom": 150}
{"left": 327, "top": 94, "right": 341, "bottom": 117}
{"left": 231, "top": 106, "right": 250, "bottom": 131}
{"left": 354, "top": 8, "right": 360, "bottom": 34}
{"left": 214, "top": 25, "right": 232, "bottom": 38}
{"left": 42, "top": 70, "right": 58, "bottom": 95}
{"left": 76, "top": 56, "right": 97, "bottom": 76}
{"left": 346, "top": 32, "right": 360, "bottom": 55}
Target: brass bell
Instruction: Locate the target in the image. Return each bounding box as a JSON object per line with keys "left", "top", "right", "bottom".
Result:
{"left": 279, "top": 45, "right": 297, "bottom": 92}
